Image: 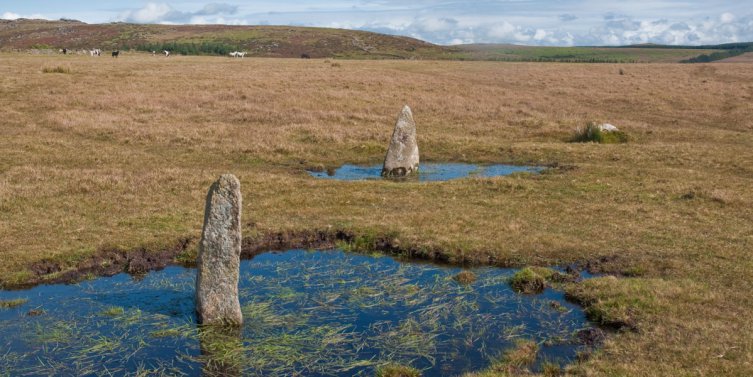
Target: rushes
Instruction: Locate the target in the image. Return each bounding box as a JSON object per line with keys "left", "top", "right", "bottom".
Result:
{"left": 41, "top": 66, "right": 71, "bottom": 74}
{"left": 571, "top": 122, "right": 628, "bottom": 144}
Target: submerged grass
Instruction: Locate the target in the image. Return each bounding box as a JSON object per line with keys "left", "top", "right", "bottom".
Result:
{"left": 0, "top": 251, "right": 591, "bottom": 376}
{"left": 100, "top": 306, "right": 124, "bottom": 317}
{"left": 0, "top": 298, "right": 27, "bottom": 309}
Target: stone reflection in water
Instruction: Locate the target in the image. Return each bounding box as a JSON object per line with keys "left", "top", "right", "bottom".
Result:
{"left": 199, "top": 325, "right": 244, "bottom": 377}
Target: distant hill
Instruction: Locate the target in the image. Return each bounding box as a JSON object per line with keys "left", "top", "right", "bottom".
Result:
{"left": 1, "top": 19, "right": 750, "bottom": 63}
{"left": 0, "top": 19, "right": 452, "bottom": 59}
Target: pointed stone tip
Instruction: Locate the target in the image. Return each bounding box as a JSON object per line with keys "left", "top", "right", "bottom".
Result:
{"left": 217, "top": 174, "right": 240, "bottom": 188}
{"left": 401, "top": 105, "right": 412, "bottom": 116}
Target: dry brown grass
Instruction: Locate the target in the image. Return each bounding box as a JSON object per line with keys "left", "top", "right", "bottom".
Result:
{"left": 1, "top": 54, "right": 753, "bottom": 375}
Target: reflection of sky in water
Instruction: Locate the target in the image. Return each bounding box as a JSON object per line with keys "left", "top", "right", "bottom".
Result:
{"left": 308, "top": 163, "right": 543, "bottom": 181}
{"left": 0, "top": 250, "right": 592, "bottom": 376}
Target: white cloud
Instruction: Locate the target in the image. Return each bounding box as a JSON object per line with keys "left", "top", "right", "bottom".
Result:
{"left": 117, "top": 2, "right": 240, "bottom": 24}
{"left": 121, "top": 3, "right": 173, "bottom": 24}
{"left": 1, "top": 11, "right": 49, "bottom": 20}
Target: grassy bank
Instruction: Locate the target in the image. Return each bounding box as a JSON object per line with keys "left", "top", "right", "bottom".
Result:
{"left": 0, "top": 54, "right": 752, "bottom": 375}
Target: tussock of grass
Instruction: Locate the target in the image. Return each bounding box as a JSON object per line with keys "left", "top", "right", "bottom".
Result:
{"left": 510, "top": 268, "right": 546, "bottom": 294}
{"left": 474, "top": 339, "right": 540, "bottom": 376}
{"left": 454, "top": 270, "right": 477, "bottom": 284}
{"left": 375, "top": 364, "right": 421, "bottom": 377}
{"left": 571, "top": 123, "right": 628, "bottom": 144}
{"left": 541, "top": 361, "right": 562, "bottom": 376}
{"left": 463, "top": 340, "right": 545, "bottom": 376}
{"left": 41, "top": 66, "right": 71, "bottom": 74}
{"left": 101, "top": 306, "right": 125, "bottom": 317}
{"left": 0, "top": 298, "right": 28, "bottom": 309}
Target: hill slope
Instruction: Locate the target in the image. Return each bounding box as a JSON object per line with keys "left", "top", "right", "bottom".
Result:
{"left": 0, "top": 19, "right": 451, "bottom": 59}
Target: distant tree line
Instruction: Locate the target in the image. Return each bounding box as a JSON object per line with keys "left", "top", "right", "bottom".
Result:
{"left": 475, "top": 57, "right": 639, "bottom": 64}
{"left": 612, "top": 42, "right": 753, "bottom": 50}
{"left": 681, "top": 47, "right": 753, "bottom": 63}
{"left": 134, "top": 42, "right": 242, "bottom": 56}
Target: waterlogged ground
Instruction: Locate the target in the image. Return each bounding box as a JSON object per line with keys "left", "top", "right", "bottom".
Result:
{"left": 0, "top": 250, "right": 593, "bottom": 376}
{"left": 308, "top": 163, "right": 543, "bottom": 181}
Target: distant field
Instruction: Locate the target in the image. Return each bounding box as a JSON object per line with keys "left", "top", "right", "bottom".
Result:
{"left": 719, "top": 52, "right": 753, "bottom": 63}
{"left": 455, "top": 44, "right": 719, "bottom": 63}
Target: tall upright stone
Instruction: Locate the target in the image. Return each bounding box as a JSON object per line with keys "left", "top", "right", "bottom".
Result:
{"left": 195, "top": 174, "right": 243, "bottom": 326}
{"left": 382, "top": 105, "right": 420, "bottom": 177}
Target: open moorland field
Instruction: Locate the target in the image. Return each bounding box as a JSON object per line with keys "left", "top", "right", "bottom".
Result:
{"left": 455, "top": 44, "right": 718, "bottom": 63}
{"left": 1, "top": 54, "right": 752, "bottom": 375}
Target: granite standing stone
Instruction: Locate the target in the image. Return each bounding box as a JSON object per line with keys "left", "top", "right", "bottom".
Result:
{"left": 195, "top": 174, "right": 243, "bottom": 326}
{"left": 382, "top": 105, "right": 420, "bottom": 177}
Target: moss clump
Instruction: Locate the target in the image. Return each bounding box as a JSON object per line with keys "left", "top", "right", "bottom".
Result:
{"left": 510, "top": 268, "right": 546, "bottom": 294}
{"left": 0, "top": 298, "right": 28, "bottom": 309}
{"left": 375, "top": 364, "right": 421, "bottom": 377}
{"left": 571, "top": 123, "right": 628, "bottom": 144}
{"left": 453, "top": 271, "right": 477, "bottom": 285}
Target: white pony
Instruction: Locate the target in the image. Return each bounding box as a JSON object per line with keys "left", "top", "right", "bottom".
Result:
{"left": 237, "top": 51, "right": 246, "bottom": 58}
{"left": 229, "top": 51, "right": 238, "bottom": 58}
{"left": 89, "top": 48, "right": 101, "bottom": 56}
{"left": 163, "top": 50, "right": 170, "bottom": 57}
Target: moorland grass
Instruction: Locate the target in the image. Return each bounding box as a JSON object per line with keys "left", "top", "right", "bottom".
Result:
{"left": 0, "top": 54, "right": 752, "bottom": 375}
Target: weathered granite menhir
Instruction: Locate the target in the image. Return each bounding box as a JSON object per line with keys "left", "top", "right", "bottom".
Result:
{"left": 382, "top": 105, "right": 420, "bottom": 177}
{"left": 195, "top": 174, "right": 243, "bottom": 326}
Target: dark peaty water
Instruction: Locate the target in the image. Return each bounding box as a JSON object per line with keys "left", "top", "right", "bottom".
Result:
{"left": 0, "top": 250, "right": 593, "bottom": 376}
{"left": 308, "top": 163, "right": 543, "bottom": 181}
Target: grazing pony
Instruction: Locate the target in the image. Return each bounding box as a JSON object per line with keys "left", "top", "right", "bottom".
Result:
{"left": 163, "top": 50, "right": 170, "bottom": 57}
{"left": 301, "top": 53, "right": 311, "bottom": 59}
{"left": 112, "top": 50, "right": 119, "bottom": 58}
{"left": 90, "top": 48, "right": 101, "bottom": 56}
{"left": 229, "top": 51, "right": 238, "bottom": 58}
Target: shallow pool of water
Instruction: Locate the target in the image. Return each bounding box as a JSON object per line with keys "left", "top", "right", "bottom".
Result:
{"left": 308, "top": 163, "right": 543, "bottom": 181}
{"left": 0, "top": 250, "right": 592, "bottom": 376}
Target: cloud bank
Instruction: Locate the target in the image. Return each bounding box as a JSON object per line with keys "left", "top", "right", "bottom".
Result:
{"left": 118, "top": 2, "right": 241, "bottom": 25}
{"left": 3, "top": 1, "right": 753, "bottom": 46}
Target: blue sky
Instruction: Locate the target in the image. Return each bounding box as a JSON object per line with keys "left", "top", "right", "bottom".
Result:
{"left": 2, "top": 1, "right": 752, "bottom": 46}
